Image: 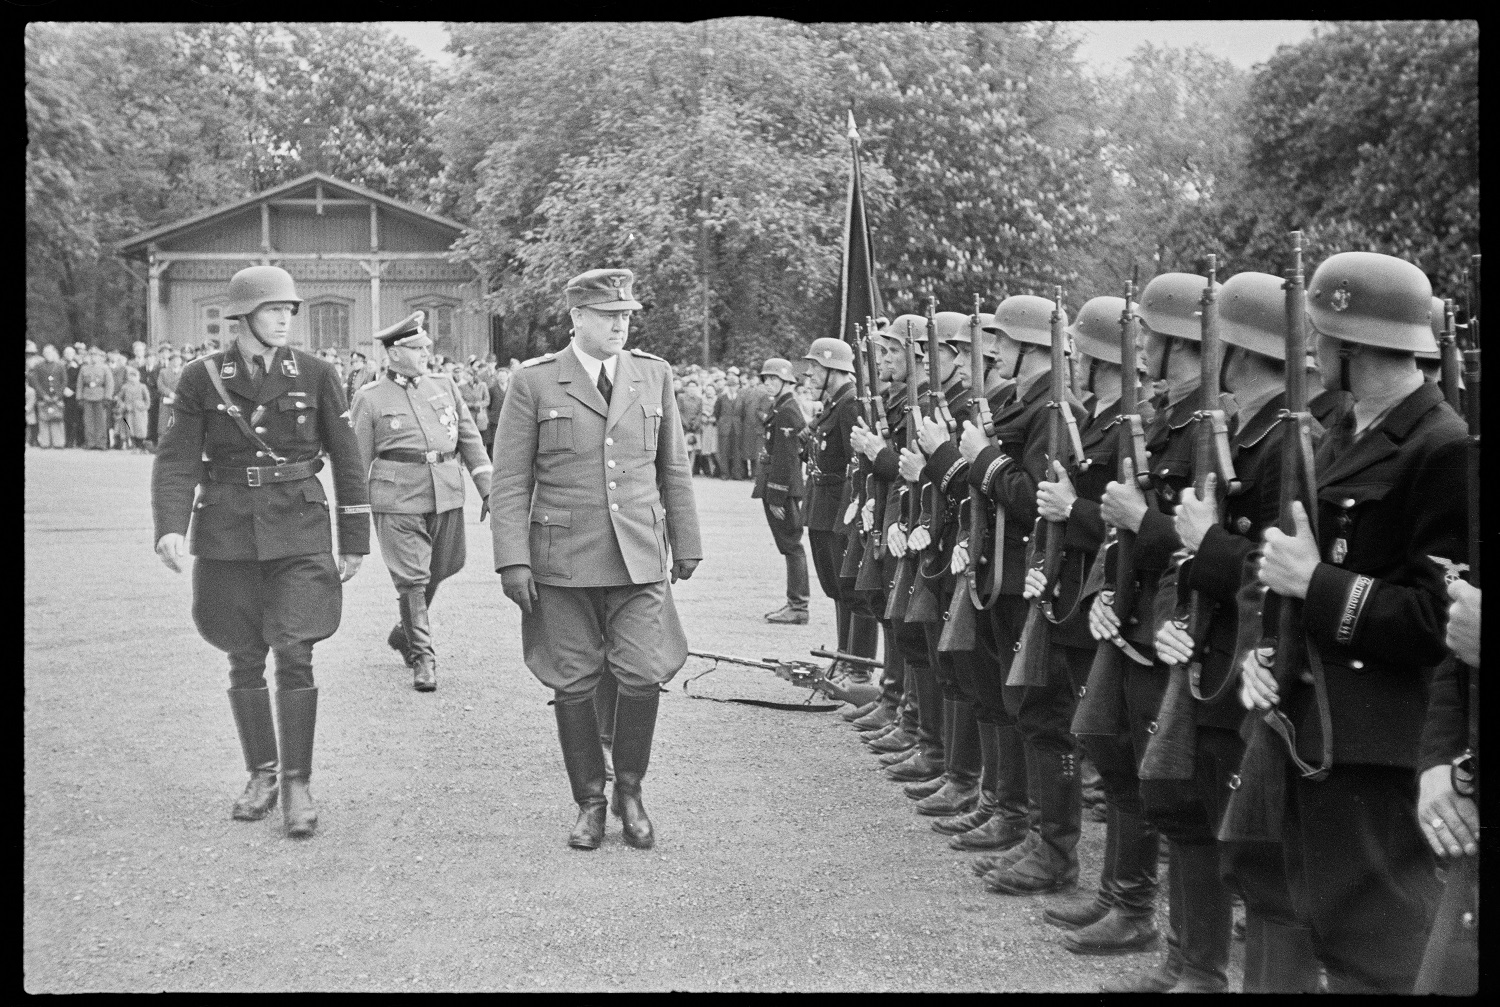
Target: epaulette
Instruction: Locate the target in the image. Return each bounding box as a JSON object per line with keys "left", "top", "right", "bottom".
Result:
{"left": 521, "top": 353, "right": 557, "bottom": 368}
{"left": 629, "top": 348, "right": 668, "bottom": 363}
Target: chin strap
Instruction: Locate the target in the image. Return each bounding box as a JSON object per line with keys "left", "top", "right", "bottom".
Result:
{"left": 1338, "top": 342, "right": 1356, "bottom": 393}
{"left": 1010, "top": 344, "right": 1030, "bottom": 380}
{"left": 1086, "top": 357, "right": 1099, "bottom": 396}
{"left": 1157, "top": 336, "right": 1174, "bottom": 382}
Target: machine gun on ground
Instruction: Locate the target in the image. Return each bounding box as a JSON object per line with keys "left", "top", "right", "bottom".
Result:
{"left": 684, "top": 648, "right": 884, "bottom": 710}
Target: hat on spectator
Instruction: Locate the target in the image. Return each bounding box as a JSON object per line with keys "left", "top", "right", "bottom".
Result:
{"left": 566, "top": 268, "right": 642, "bottom": 311}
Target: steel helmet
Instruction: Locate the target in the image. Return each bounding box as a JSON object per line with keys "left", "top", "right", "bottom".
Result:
{"left": 1306, "top": 251, "right": 1436, "bottom": 353}
{"left": 1417, "top": 295, "right": 1447, "bottom": 361}
{"left": 1218, "top": 271, "right": 1291, "bottom": 361}
{"left": 1140, "top": 272, "right": 1218, "bottom": 341}
{"left": 760, "top": 357, "right": 797, "bottom": 382}
{"left": 932, "top": 310, "right": 973, "bottom": 348}
{"left": 225, "top": 266, "right": 303, "bottom": 319}
{"left": 802, "top": 337, "right": 856, "bottom": 373}
{"left": 885, "top": 314, "right": 928, "bottom": 355}
{"left": 984, "top": 294, "right": 1065, "bottom": 347}
{"left": 1066, "top": 296, "right": 1138, "bottom": 365}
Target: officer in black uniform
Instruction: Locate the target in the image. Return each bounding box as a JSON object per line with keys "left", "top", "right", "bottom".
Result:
{"left": 152, "top": 265, "right": 370, "bottom": 840}
{"left": 1238, "top": 251, "right": 1467, "bottom": 993}
{"left": 753, "top": 357, "right": 810, "bottom": 624}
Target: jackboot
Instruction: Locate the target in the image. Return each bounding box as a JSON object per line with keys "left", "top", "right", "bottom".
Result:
{"left": 610, "top": 690, "right": 659, "bottom": 849}
{"left": 594, "top": 673, "right": 618, "bottom": 783}
{"left": 953, "top": 722, "right": 1030, "bottom": 850}
{"left": 903, "top": 775, "right": 947, "bottom": 800}
{"left": 1045, "top": 799, "right": 1122, "bottom": 929}
{"left": 387, "top": 619, "right": 413, "bottom": 667}
{"left": 228, "top": 687, "right": 278, "bottom": 821}
{"left": 402, "top": 588, "right": 436, "bottom": 692}
{"left": 978, "top": 831, "right": 1038, "bottom": 880}
{"left": 843, "top": 699, "right": 881, "bottom": 723}
{"left": 915, "top": 699, "right": 981, "bottom": 816}
{"left": 985, "top": 745, "right": 1082, "bottom": 895}
{"left": 1111, "top": 805, "right": 1162, "bottom": 919}
{"left": 1170, "top": 840, "right": 1232, "bottom": 992}
{"left": 868, "top": 727, "right": 917, "bottom": 754}
{"left": 1063, "top": 905, "right": 1161, "bottom": 956}
{"left": 1242, "top": 914, "right": 1321, "bottom": 993}
{"left": 936, "top": 790, "right": 995, "bottom": 836}
{"left": 851, "top": 701, "right": 895, "bottom": 731}
{"left": 275, "top": 687, "right": 319, "bottom": 839}
{"left": 861, "top": 721, "right": 900, "bottom": 743}
{"left": 1097, "top": 843, "right": 1184, "bottom": 990}
{"left": 886, "top": 748, "right": 944, "bottom": 783}
{"left": 554, "top": 699, "right": 608, "bottom": 850}
{"left": 879, "top": 745, "right": 918, "bottom": 767}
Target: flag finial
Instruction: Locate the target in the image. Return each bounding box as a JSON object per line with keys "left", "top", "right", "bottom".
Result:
{"left": 846, "top": 109, "right": 859, "bottom": 143}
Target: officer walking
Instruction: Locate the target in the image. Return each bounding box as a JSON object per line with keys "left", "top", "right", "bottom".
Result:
{"left": 152, "top": 265, "right": 370, "bottom": 839}
{"left": 489, "top": 268, "right": 701, "bottom": 852}
{"left": 753, "top": 357, "right": 810, "bottom": 624}
{"left": 350, "top": 311, "right": 493, "bottom": 692}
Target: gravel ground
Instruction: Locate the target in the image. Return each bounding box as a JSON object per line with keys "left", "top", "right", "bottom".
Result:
{"left": 24, "top": 449, "right": 1242, "bottom": 992}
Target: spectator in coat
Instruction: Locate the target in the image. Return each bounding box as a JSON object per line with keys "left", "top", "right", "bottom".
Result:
{"left": 736, "top": 374, "right": 773, "bottom": 481}
{"left": 62, "top": 345, "right": 82, "bottom": 446}
{"left": 29, "top": 343, "right": 70, "bottom": 448}
{"left": 25, "top": 379, "right": 37, "bottom": 448}
{"left": 76, "top": 348, "right": 114, "bottom": 450}
{"left": 156, "top": 351, "right": 183, "bottom": 437}
{"left": 457, "top": 365, "right": 490, "bottom": 434}
{"left": 714, "top": 373, "right": 742, "bottom": 479}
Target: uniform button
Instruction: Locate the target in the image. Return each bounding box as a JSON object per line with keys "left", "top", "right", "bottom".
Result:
{"left": 605, "top": 437, "right": 614, "bottom": 446}
{"left": 610, "top": 503, "right": 619, "bottom": 512}
{"left": 549, "top": 409, "right": 558, "bottom": 418}
{"left": 1461, "top": 911, "right": 1475, "bottom": 929}
{"left": 608, "top": 481, "right": 616, "bottom": 489}
{"left": 1147, "top": 720, "right": 1159, "bottom": 735}
{"left": 608, "top": 460, "right": 615, "bottom": 468}
{"left": 1229, "top": 774, "right": 1241, "bottom": 790}
{"left": 256, "top": 451, "right": 265, "bottom": 458}
{"left": 1350, "top": 659, "right": 1365, "bottom": 670}
{"left": 254, "top": 426, "right": 267, "bottom": 434}
{"left": 542, "top": 515, "right": 549, "bottom": 523}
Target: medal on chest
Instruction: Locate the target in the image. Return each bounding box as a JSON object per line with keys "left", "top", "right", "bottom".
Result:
{"left": 1330, "top": 498, "right": 1353, "bottom": 565}
{"left": 438, "top": 405, "right": 458, "bottom": 442}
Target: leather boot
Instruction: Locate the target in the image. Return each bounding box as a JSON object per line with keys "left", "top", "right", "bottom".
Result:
{"left": 1064, "top": 905, "right": 1161, "bottom": 956}
{"left": 1243, "top": 914, "right": 1321, "bottom": 993}
{"left": 594, "top": 673, "right": 618, "bottom": 783}
{"left": 978, "top": 830, "right": 1038, "bottom": 881}
{"left": 886, "top": 748, "right": 944, "bottom": 782}
{"left": 1111, "top": 805, "right": 1162, "bottom": 919}
{"left": 228, "top": 687, "right": 278, "bottom": 821}
{"left": 953, "top": 722, "right": 1030, "bottom": 850}
{"left": 1046, "top": 799, "right": 1121, "bottom": 929}
{"left": 402, "top": 589, "right": 437, "bottom": 692}
{"left": 861, "top": 721, "right": 900, "bottom": 743}
{"left": 935, "top": 719, "right": 997, "bottom": 834}
{"left": 554, "top": 699, "right": 608, "bottom": 849}
{"left": 851, "top": 701, "right": 895, "bottom": 731}
{"left": 610, "top": 690, "right": 659, "bottom": 849}
{"left": 915, "top": 699, "right": 981, "bottom": 816}
{"left": 904, "top": 775, "right": 947, "bottom": 800}
{"left": 275, "top": 687, "right": 319, "bottom": 839}
{"left": 868, "top": 727, "right": 917, "bottom": 754}
{"left": 1097, "top": 843, "right": 1184, "bottom": 990}
{"left": 1170, "top": 841, "right": 1232, "bottom": 992}
{"left": 985, "top": 745, "right": 1082, "bottom": 895}
{"left": 843, "top": 699, "right": 881, "bottom": 723}
{"left": 879, "top": 745, "right": 919, "bottom": 767}
{"left": 387, "top": 619, "right": 412, "bottom": 667}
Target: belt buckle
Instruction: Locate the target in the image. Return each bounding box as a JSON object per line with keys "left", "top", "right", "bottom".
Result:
{"left": 246, "top": 467, "right": 262, "bottom": 488}
{"left": 425, "top": 450, "right": 439, "bottom": 464}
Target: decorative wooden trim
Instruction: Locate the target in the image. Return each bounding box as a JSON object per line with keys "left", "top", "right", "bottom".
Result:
{"left": 152, "top": 251, "right": 459, "bottom": 262}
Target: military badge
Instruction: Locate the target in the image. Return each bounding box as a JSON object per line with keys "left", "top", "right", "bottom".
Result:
{"left": 390, "top": 418, "right": 401, "bottom": 430}
{"left": 282, "top": 356, "right": 299, "bottom": 377}
{"left": 1330, "top": 287, "right": 1351, "bottom": 312}
{"left": 220, "top": 361, "right": 237, "bottom": 379}
{"left": 1428, "top": 555, "right": 1471, "bottom": 587}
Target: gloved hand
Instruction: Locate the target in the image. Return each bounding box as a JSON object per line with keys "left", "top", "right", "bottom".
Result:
{"left": 501, "top": 564, "right": 538, "bottom": 614}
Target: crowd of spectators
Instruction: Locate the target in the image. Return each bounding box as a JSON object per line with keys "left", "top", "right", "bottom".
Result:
{"left": 669, "top": 361, "right": 821, "bottom": 479}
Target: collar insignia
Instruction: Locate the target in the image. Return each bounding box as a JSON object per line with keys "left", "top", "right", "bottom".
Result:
{"left": 1428, "top": 556, "right": 1470, "bottom": 586}
{"left": 220, "top": 361, "right": 237, "bottom": 379}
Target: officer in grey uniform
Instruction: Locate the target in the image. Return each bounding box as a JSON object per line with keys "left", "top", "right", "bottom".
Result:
{"left": 490, "top": 268, "right": 702, "bottom": 852}
{"left": 152, "top": 265, "right": 370, "bottom": 840}
{"left": 351, "top": 311, "right": 493, "bottom": 692}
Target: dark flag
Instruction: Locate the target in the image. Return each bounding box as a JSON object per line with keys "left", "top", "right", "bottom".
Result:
{"left": 838, "top": 110, "right": 882, "bottom": 345}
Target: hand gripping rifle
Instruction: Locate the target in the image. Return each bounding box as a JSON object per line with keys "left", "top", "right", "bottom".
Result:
{"left": 884, "top": 319, "right": 926, "bottom": 622}
{"left": 1072, "top": 267, "right": 1154, "bottom": 736}
{"left": 1008, "top": 286, "right": 1087, "bottom": 686}
{"left": 904, "top": 298, "right": 945, "bottom": 622}
{"left": 685, "top": 648, "right": 884, "bottom": 709}
{"left": 839, "top": 323, "right": 874, "bottom": 581}
{"left": 965, "top": 294, "right": 1003, "bottom": 610}
{"left": 855, "top": 316, "right": 892, "bottom": 593}
{"left": 1141, "top": 256, "right": 1240, "bottom": 780}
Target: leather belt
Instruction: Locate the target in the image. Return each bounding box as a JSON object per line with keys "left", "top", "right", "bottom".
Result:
{"left": 209, "top": 459, "right": 323, "bottom": 487}
{"left": 379, "top": 449, "right": 458, "bottom": 464}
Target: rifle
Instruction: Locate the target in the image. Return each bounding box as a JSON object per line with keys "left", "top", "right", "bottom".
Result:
{"left": 838, "top": 322, "right": 873, "bottom": 580}
{"left": 685, "top": 648, "right": 883, "bottom": 708}
{"left": 855, "top": 316, "right": 891, "bottom": 593}
{"left": 1439, "top": 297, "right": 1464, "bottom": 412}
{"left": 1141, "top": 256, "right": 1240, "bottom": 780}
{"left": 1008, "top": 286, "right": 1087, "bottom": 686}
{"left": 1455, "top": 255, "right": 1479, "bottom": 798}
{"left": 964, "top": 294, "right": 1001, "bottom": 610}
{"left": 904, "top": 298, "right": 944, "bottom": 622}
{"left": 884, "top": 319, "right": 924, "bottom": 622}
{"left": 1072, "top": 267, "right": 1154, "bottom": 736}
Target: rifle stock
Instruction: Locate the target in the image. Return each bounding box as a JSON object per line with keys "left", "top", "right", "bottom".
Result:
{"left": 967, "top": 294, "right": 998, "bottom": 608}
{"left": 904, "top": 299, "right": 943, "bottom": 621}
{"left": 886, "top": 319, "right": 924, "bottom": 622}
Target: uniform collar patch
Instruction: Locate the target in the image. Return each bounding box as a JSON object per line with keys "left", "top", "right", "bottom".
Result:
{"left": 281, "top": 355, "right": 299, "bottom": 377}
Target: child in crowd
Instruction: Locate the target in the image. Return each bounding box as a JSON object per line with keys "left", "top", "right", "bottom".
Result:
{"left": 116, "top": 365, "right": 153, "bottom": 452}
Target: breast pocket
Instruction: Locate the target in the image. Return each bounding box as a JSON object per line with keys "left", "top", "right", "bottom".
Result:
{"left": 537, "top": 406, "right": 575, "bottom": 454}
{"left": 641, "top": 403, "right": 662, "bottom": 457}
{"left": 278, "top": 396, "right": 319, "bottom": 442}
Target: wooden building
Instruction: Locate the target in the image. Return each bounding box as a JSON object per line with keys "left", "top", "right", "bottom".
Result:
{"left": 118, "top": 172, "right": 488, "bottom": 361}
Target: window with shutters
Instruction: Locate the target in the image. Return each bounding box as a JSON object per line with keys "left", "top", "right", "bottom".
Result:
{"left": 308, "top": 301, "right": 351, "bottom": 351}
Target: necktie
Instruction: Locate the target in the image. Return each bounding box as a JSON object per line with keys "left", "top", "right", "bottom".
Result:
{"left": 597, "top": 368, "right": 613, "bottom": 406}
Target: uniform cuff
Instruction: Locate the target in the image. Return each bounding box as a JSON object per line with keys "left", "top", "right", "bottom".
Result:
{"left": 1304, "top": 563, "right": 1373, "bottom": 648}
{"left": 967, "top": 445, "right": 1011, "bottom": 495}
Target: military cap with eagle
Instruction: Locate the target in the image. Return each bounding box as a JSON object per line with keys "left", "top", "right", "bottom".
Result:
{"left": 374, "top": 310, "right": 432, "bottom": 349}
{"left": 566, "top": 268, "right": 643, "bottom": 311}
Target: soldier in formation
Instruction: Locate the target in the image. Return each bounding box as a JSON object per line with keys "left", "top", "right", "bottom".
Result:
{"left": 350, "top": 311, "right": 493, "bottom": 693}
{"left": 152, "top": 265, "right": 370, "bottom": 840}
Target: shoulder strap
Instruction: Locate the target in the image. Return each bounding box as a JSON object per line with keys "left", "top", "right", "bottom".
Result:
{"left": 203, "top": 357, "right": 287, "bottom": 465}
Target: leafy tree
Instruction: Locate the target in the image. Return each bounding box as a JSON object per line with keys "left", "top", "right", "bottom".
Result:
{"left": 1222, "top": 20, "right": 1479, "bottom": 293}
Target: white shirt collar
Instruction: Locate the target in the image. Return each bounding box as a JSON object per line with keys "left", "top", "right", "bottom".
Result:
{"left": 569, "top": 340, "right": 617, "bottom": 384}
